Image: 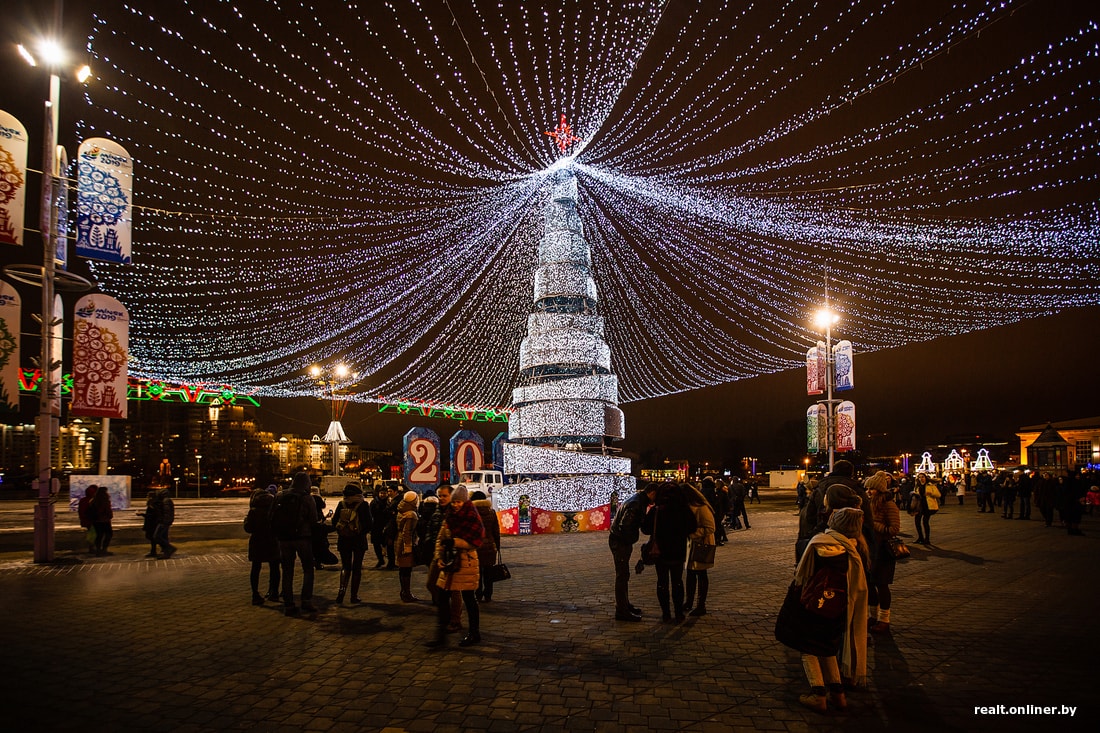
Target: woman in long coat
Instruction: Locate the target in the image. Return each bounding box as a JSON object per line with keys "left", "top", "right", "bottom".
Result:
{"left": 396, "top": 491, "right": 421, "bottom": 602}
{"left": 246, "top": 486, "right": 280, "bottom": 604}
{"left": 640, "top": 482, "right": 696, "bottom": 622}
{"left": 471, "top": 490, "right": 501, "bottom": 602}
{"left": 774, "top": 507, "right": 869, "bottom": 714}
{"left": 865, "top": 472, "right": 900, "bottom": 632}
{"left": 428, "top": 484, "right": 484, "bottom": 648}
{"left": 683, "top": 483, "right": 715, "bottom": 616}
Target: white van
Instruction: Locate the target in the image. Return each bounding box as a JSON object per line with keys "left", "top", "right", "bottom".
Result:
{"left": 459, "top": 470, "right": 504, "bottom": 509}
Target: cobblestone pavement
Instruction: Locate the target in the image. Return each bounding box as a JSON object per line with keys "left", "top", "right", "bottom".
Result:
{"left": 1, "top": 499, "right": 1094, "bottom": 733}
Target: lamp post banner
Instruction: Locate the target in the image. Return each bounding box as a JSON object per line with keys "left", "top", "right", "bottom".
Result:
{"left": 0, "top": 110, "right": 28, "bottom": 246}
{"left": 805, "top": 345, "right": 823, "bottom": 396}
{"left": 806, "top": 404, "right": 826, "bottom": 454}
{"left": 71, "top": 293, "right": 129, "bottom": 419}
{"left": 76, "top": 137, "right": 133, "bottom": 264}
{"left": 833, "top": 340, "right": 854, "bottom": 391}
{"left": 836, "top": 400, "right": 856, "bottom": 452}
{"left": 0, "top": 282, "right": 20, "bottom": 412}
{"left": 51, "top": 294, "right": 63, "bottom": 417}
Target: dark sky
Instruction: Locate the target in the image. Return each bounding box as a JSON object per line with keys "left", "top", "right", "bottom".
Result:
{"left": 1, "top": 1, "right": 1097, "bottom": 469}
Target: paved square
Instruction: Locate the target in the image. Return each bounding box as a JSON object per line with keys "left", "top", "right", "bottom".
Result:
{"left": 1, "top": 499, "right": 1094, "bottom": 732}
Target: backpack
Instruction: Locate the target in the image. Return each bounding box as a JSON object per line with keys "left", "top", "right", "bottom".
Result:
{"left": 271, "top": 491, "right": 306, "bottom": 540}
{"left": 335, "top": 503, "right": 361, "bottom": 538}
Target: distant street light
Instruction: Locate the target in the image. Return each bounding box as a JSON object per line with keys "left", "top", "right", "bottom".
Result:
{"left": 196, "top": 454, "right": 202, "bottom": 497}
{"left": 310, "top": 363, "right": 358, "bottom": 476}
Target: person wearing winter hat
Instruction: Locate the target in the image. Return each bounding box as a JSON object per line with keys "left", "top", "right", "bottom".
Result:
{"left": 331, "top": 483, "right": 373, "bottom": 604}
{"left": 864, "top": 472, "right": 900, "bottom": 633}
{"left": 396, "top": 490, "right": 422, "bottom": 602}
{"left": 774, "top": 505, "right": 869, "bottom": 715}
{"left": 427, "top": 484, "right": 485, "bottom": 648}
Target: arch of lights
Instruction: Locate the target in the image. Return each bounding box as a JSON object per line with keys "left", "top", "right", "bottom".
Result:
{"left": 69, "top": 1, "right": 1099, "bottom": 410}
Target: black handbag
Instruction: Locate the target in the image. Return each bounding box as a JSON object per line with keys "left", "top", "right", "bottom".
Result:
{"left": 486, "top": 549, "right": 511, "bottom": 582}
{"left": 689, "top": 541, "right": 716, "bottom": 566}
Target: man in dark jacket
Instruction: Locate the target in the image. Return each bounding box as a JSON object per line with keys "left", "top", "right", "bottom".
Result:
{"left": 608, "top": 483, "right": 659, "bottom": 621}
{"left": 272, "top": 472, "right": 319, "bottom": 616}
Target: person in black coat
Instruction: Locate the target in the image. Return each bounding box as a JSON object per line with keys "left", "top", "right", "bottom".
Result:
{"left": 368, "top": 485, "right": 389, "bottom": 568}
{"left": 640, "top": 482, "right": 697, "bottom": 622}
{"left": 330, "top": 483, "right": 373, "bottom": 603}
{"left": 245, "top": 486, "right": 281, "bottom": 604}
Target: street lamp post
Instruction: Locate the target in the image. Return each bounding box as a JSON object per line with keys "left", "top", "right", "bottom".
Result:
{"left": 11, "top": 34, "right": 93, "bottom": 563}
{"left": 196, "top": 455, "right": 202, "bottom": 498}
{"left": 814, "top": 308, "right": 840, "bottom": 473}
{"left": 310, "top": 363, "right": 356, "bottom": 476}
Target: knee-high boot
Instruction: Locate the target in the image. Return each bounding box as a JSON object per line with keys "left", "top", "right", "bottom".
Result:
{"left": 350, "top": 569, "right": 362, "bottom": 603}
{"left": 336, "top": 569, "right": 349, "bottom": 604}
{"left": 400, "top": 568, "right": 420, "bottom": 602}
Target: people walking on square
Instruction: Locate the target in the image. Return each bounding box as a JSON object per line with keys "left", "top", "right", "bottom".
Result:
{"left": 396, "top": 490, "right": 422, "bottom": 603}
{"left": 701, "top": 477, "right": 727, "bottom": 545}
{"left": 1057, "top": 470, "right": 1086, "bottom": 536}
{"left": 683, "top": 482, "right": 716, "bottom": 617}
{"left": 975, "top": 471, "right": 994, "bottom": 513}
{"left": 383, "top": 485, "right": 401, "bottom": 570}
{"left": 729, "top": 476, "right": 750, "bottom": 530}
{"left": 427, "top": 484, "right": 485, "bottom": 648}
{"left": 608, "top": 483, "right": 658, "bottom": 622}
{"left": 245, "top": 485, "right": 281, "bottom": 605}
{"left": 1016, "top": 468, "right": 1033, "bottom": 520}
{"left": 271, "top": 471, "right": 319, "bottom": 616}
{"left": 641, "top": 482, "right": 697, "bottom": 622}
{"left": 310, "top": 487, "right": 338, "bottom": 569}
{"left": 1035, "top": 472, "right": 1057, "bottom": 526}
{"left": 369, "top": 485, "right": 389, "bottom": 568}
{"left": 865, "top": 472, "right": 899, "bottom": 633}
{"left": 90, "top": 484, "right": 114, "bottom": 555}
{"left": 331, "top": 483, "right": 372, "bottom": 604}
{"left": 77, "top": 485, "right": 97, "bottom": 554}
{"left": 471, "top": 490, "right": 501, "bottom": 603}
{"left": 152, "top": 487, "right": 177, "bottom": 558}
{"left": 424, "top": 485, "right": 464, "bottom": 631}
{"left": 748, "top": 478, "right": 760, "bottom": 504}
{"left": 774, "top": 506, "right": 869, "bottom": 714}
{"left": 139, "top": 490, "right": 158, "bottom": 557}
{"left": 1001, "top": 472, "right": 1018, "bottom": 519}
{"left": 912, "top": 473, "right": 940, "bottom": 545}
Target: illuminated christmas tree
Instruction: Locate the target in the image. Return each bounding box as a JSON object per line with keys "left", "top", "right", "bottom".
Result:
{"left": 500, "top": 166, "right": 634, "bottom": 523}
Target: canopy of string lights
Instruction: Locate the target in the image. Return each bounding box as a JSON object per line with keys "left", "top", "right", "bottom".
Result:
{"left": 75, "top": 1, "right": 1099, "bottom": 409}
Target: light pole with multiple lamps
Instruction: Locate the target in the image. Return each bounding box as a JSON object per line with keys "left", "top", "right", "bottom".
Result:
{"left": 814, "top": 307, "right": 840, "bottom": 473}
{"left": 7, "top": 33, "right": 93, "bottom": 562}
{"left": 309, "top": 363, "right": 357, "bottom": 476}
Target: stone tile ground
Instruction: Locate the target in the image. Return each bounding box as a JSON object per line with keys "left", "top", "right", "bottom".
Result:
{"left": 1, "top": 500, "right": 1094, "bottom": 732}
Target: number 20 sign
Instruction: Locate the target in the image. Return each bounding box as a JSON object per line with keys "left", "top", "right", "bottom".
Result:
{"left": 403, "top": 427, "right": 489, "bottom": 493}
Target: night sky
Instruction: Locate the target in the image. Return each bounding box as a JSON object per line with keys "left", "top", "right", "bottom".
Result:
{"left": 1, "top": 1, "right": 1097, "bottom": 467}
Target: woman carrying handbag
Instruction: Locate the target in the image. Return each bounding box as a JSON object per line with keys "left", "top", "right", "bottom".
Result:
{"left": 683, "top": 482, "right": 716, "bottom": 616}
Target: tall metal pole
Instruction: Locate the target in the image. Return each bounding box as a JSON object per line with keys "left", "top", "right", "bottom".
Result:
{"left": 824, "top": 320, "right": 835, "bottom": 473}
{"left": 33, "top": 73, "right": 61, "bottom": 563}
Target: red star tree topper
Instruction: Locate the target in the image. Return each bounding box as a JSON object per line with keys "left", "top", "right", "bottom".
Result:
{"left": 545, "top": 113, "right": 581, "bottom": 153}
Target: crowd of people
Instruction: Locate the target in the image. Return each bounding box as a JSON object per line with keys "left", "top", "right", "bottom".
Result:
{"left": 229, "top": 461, "right": 1095, "bottom": 713}
{"left": 243, "top": 473, "right": 498, "bottom": 648}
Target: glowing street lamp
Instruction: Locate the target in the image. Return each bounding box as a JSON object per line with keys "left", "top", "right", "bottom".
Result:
{"left": 310, "top": 363, "right": 358, "bottom": 476}
{"left": 813, "top": 308, "right": 840, "bottom": 473}
{"left": 10, "top": 31, "right": 94, "bottom": 563}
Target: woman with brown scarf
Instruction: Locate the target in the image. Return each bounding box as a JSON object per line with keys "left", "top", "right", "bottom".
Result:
{"left": 427, "top": 484, "right": 485, "bottom": 648}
